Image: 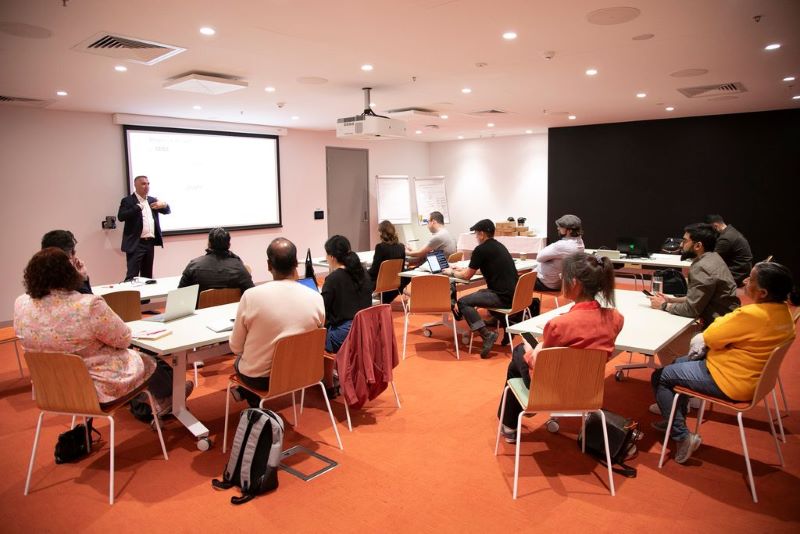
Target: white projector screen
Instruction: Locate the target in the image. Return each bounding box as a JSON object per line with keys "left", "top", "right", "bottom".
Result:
{"left": 124, "top": 126, "right": 281, "bottom": 234}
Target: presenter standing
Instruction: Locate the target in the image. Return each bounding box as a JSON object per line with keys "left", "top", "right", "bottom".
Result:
{"left": 118, "top": 175, "right": 171, "bottom": 280}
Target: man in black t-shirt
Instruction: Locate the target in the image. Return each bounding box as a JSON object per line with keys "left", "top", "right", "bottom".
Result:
{"left": 448, "top": 219, "right": 518, "bottom": 358}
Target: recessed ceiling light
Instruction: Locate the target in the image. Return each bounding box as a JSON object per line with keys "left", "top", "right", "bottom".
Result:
{"left": 370, "top": 102, "right": 375, "bottom": 108}
{"left": 665, "top": 106, "right": 675, "bottom": 111}
{"left": 461, "top": 87, "right": 472, "bottom": 94}
{"left": 114, "top": 65, "right": 127, "bottom": 72}
{"left": 264, "top": 86, "right": 276, "bottom": 92}
{"left": 568, "top": 115, "right": 577, "bottom": 120}
{"left": 56, "top": 90, "right": 68, "bottom": 96}
{"left": 415, "top": 130, "right": 423, "bottom": 135}
{"left": 783, "top": 76, "right": 796, "bottom": 82}
{"left": 793, "top": 95, "right": 800, "bottom": 100}
{"left": 199, "top": 26, "right": 216, "bottom": 36}
{"left": 502, "top": 31, "right": 517, "bottom": 40}
{"left": 764, "top": 43, "right": 781, "bottom": 50}
{"left": 636, "top": 92, "right": 647, "bottom": 98}
{"left": 457, "top": 135, "right": 464, "bottom": 140}
{"left": 193, "top": 105, "right": 202, "bottom": 110}
{"left": 291, "top": 116, "right": 300, "bottom": 120}
{"left": 361, "top": 64, "right": 373, "bottom": 71}
{"left": 525, "top": 130, "right": 533, "bottom": 134}
{"left": 440, "top": 114, "right": 448, "bottom": 119}
{"left": 487, "top": 122, "right": 495, "bottom": 127}
{"left": 585, "top": 68, "right": 598, "bottom": 76}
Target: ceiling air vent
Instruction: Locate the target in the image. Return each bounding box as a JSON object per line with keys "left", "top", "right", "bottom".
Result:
{"left": 163, "top": 72, "right": 248, "bottom": 95}
{"left": 385, "top": 106, "right": 437, "bottom": 114}
{"left": 468, "top": 109, "right": 508, "bottom": 116}
{"left": 72, "top": 32, "right": 185, "bottom": 65}
{"left": 677, "top": 82, "right": 747, "bottom": 99}
{"left": 0, "top": 95, "right": 52, "bottom": 108}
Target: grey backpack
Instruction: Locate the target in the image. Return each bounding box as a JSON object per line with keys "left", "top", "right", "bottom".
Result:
{"left": 212, "top": 408, "right": 284, "bottom": 504}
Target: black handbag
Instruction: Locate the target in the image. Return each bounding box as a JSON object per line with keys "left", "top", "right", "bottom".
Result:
{"left": 54, "top": 418, "right": 101, "bottom": 464}
{"left": 304, "top": 249, "right": 316, "bottom": 286}
{"left": 577, "top": 410, "right": 642, "bottom": 478}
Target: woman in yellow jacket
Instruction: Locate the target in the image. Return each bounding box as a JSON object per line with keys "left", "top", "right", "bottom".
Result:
{"left": 651, "top": 261, "right": 798, "bottom": 464}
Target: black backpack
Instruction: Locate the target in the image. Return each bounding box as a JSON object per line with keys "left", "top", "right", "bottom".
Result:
{"left": 212, "top": 408, "right": 284, "bottom": 504}
{"left": 54, "top": 418, "right": 101, "bottom": 464}
{"left": 655, "top": 268, "right": 688, "bottom": 297}
{"left": 577, "top": 410, "right": 642, "bottom": 478}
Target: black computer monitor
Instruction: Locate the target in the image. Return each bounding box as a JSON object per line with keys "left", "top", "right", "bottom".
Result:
{"left": 616, "top": 237, "right": 650, "bottom": 258}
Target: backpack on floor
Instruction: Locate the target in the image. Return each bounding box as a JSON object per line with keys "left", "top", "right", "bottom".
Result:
{"left": 655, "top": 268, "right": 688, "bottom": 297}
{"left": 577, "top": 410, "right": 642, "bottom": 478}
{"left": 212, "top": 408, "right": 284, "bottom": 504}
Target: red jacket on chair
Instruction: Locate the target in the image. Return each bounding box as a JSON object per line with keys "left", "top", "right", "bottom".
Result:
{"left": 335, "top": 304, "right": 399, "bottom": 410}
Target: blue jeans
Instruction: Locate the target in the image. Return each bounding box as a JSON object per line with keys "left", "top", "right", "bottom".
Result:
{"left": 651, "top": 356, "right": 732, "bottom": 441}
{"left": 326, "top": 321, "right": 352, "bottom": 353}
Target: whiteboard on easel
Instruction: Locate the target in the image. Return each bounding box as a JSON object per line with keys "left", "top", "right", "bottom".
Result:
{"left": 376, "top": 175, "right": 412, "bottom": 224}
{"left": 414, "top": 177, "right": 450, "bottom": 225}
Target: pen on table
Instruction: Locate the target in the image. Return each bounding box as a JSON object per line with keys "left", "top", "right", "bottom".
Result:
{"left": 407, "top": 239, "right": 419, "bottom": 243}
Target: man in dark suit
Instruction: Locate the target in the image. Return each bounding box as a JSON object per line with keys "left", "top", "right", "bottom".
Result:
{"left": 118, "top": 175, "right": 171, "bottom": 280}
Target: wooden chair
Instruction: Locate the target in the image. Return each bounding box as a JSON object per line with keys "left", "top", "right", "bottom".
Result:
{"left": 23, "top": 351, "right": 167, "bottom": 505}
{"left": 495, "top": 347, "right": 614, "bottom": 498}
{"left": 372, "top": 258, "right": 405, "bottom": 310}
{"left": 0, "top": 327, "right": 24, "bottom": 378}
{"left": 402, "top": 275, "right": 460, "bottom": 360}
{"left": 774, "top": 308, "right": 799, "bottom": 424}
{"left": 223, "top": 328, "right": 343, "bottom": 453}
{"left": 657, "top": 338, "right": 794, "bottom": 503}
{"left": 194, "top": 288, "right": 242, "bottom": 385}
{"left": 101, "top": 290, "right": 141, "bottom": 322}
{"left": 469, "top": 271, "right": 538, "bottom": 353}
{"left": 447, "top": 251, "right": 463, "bottom": 263}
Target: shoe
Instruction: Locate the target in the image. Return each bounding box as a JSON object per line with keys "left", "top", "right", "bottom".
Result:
{"left": 501, "top": 424, "right": 517, "bottom": 444}
{"left": 500, "top": 333, "right": 512, "bottom": 346}
{"left": 688, "top": 397, "right": 702, "bottom": 410}
{"left": 649, "top": 402, "right": 661, "bottom": 415}
{"left": 650, "top": 419, "right": 669, "bottom": 433}
{"left": 674, "top": 432, "right": 702, "bottom": 464}
{"left": 230, "top": 386, "right": 244, "bottom": 402}
{"left": 152, "top": 395, "right": 173, "bottom": 417}
{"left": 480, "top": 331, "right": 499, "bottom": 358}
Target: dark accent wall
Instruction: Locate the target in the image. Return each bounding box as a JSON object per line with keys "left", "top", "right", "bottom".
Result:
{"left": 548, "top": 108, "right": 800, "bottom": 278}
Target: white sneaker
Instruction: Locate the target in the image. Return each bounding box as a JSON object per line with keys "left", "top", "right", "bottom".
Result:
{"left": 649, "top": 402, "right": 661, "bottom": 415}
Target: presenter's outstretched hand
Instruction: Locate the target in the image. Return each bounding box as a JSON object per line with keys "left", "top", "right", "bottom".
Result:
{"left": 150, "top": 200, "right": 167, "bottom": 210}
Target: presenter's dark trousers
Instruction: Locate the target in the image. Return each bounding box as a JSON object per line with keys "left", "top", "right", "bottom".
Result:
{"left": 125, "top": 238, "right": 155, "bottom": 280}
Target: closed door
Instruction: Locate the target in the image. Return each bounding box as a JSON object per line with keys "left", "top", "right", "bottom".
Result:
{"left": 325, "top": 147, "right": 370, "bottom": 251}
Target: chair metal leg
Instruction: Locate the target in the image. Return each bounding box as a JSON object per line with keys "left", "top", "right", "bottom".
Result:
{"left": 693, "top": 399, "right": 707, "bottom": 434}
{"left": 291, "top": 391, "right": 298, "bottom": 427}
{"left": 468, "top": 332, "right": 474, "bottom": 353}
{"left": 451, "top": 314, "right": 460, "bottom": 360}
{"left": 505, "top": 315, "right": 513, "bottom": 350}
{"left": 109, "top": 415, "right": 115, "bottom": 505}
{"left": 300, "top": 388, "right": 305, "bottom": 415}
{"left": 391, "top": 381, "right": 401, "bottom": 408}
{"left": 777, "top": 375, "right": 789, "bottom": 417}
{"left": 223, "top": 381, "right": 232, "bottom": 453}
{"left": 83, "top": 416, "right": 90, "bottom": 452}
{"left": 193, "top": 362, "right": 199, "bottom": 387}
{"left": 658, "top": 392, "right": 681, "bottom": 468}
{"left": 736, "top": 411, "right": 758, "bottom": 503}
{"left": 581, "top": 413, "right": 587, "bottom": 453}
{"left": 513, "top": 412, "right": 524, "bottom": 499}
{"left": 144, "top": 391, "right": 168, "bottom": 460}
{"left": 402, "top": 311, "right": 409, "bottom": 360}
{"left": 318, "top": 382, "right": 343, "bottom": 450}
{"left": 598, "top": 410, "right": 616, "bottom": 496}
{"left": 24, "top": 412, "right": 45, "bottom": 496}
{"left": 495, "top": 386, "right": 509, "bottom": 455}
{"left": 70, "top": 415, "right": 77, "bottom": 429}
{"left": 763, "top": 400, "right": 784, "bottom": 466}
{"left": 344, "top": 401, "right": 352, "bottom": 432}
{"left": 772, "top": 389, "right": 786, "bottom": 443}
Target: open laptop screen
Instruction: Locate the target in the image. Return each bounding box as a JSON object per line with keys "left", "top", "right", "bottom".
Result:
{"left": 616, "top": 237, "right": 650, "bottom": 258}
{"left": 425, "top": 250, "right": 449, "bottom": 273}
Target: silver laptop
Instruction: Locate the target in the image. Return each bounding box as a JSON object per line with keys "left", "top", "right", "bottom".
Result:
{"left": 594, "top": 249, "right": 621, "bottom": 260}
{"left": 144, "top": 285, "right": 199, "bottom": 322}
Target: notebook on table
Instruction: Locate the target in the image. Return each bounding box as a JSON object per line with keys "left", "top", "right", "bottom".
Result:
{"left": 143, "top": 284, "right": 199, "bottom": 322}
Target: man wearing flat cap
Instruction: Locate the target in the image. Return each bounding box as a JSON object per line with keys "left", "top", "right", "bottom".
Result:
{"left": 447, "top": 219, "right": 518, "bottom": 358}
{"left": 535, "top": 214, "right": 585, "bottom": 291}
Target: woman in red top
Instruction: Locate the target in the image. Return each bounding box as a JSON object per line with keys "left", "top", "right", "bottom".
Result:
{"left": 498, "top": 252, "right": 624, "bottom": 441}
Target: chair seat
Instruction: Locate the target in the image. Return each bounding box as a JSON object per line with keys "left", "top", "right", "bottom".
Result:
{"left": 487, "top": 306, "right": 514, "bottom": 314}
{"left": 673, "top": 386, "right": 752, "bottom": 411}
{"left": 229, "top": 374, "right": 269, "bottom": 396}
{"left": 98, "top": 379, "right": 153, "bottom": 413}
{"left": 507, "top": 378, "right": 530, "bottom": 408}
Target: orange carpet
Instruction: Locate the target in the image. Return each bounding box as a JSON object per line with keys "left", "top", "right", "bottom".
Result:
{"left": 0, "top": 287, "right": 798, "bottom": 533}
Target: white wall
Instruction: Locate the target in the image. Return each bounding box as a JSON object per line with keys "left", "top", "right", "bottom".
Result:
{"left": 428, "top": 134, "right": 549, "bottom": 239}
{"left": 0, "top": 107, "right": 428, "bottom": 323}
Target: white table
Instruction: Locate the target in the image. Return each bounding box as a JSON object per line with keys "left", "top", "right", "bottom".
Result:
{"left": 127, "top": 302, "right": 238, "bottom": 450}
{"left": 457, "top": 233, "right": 546, "bottom": 256}
{"left": 311, "top": 250, "right": 375, "bottom": 270}
{"left": 93, "top": 276, "right": 182, "bottom": 299}
{"left": 508, "top": 289, "right": 695, "bottom": 378}
{"left": 585, "top": 249, "right": 691, "bottom": 270}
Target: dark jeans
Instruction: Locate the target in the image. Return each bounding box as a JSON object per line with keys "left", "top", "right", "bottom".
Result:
{"left": 651, "top": 356, "right": 733, "bottom": 441}
{"left": 234, "top": 356, "right": 271, "bottom": 408}
{"left": 326, "top": 320, "right": 352, "bottom": 353}
{"left": 498, "top": 344, "right": 531, "bottom": 428}
{"left": 457, "top": 289, "right": 508, "bottom": 332}
{"left": 534, "top": 277, "right": 560, "bottom": 292}
{"left": 146, "top": 356, "right": 174, "bottom": 398}
{"left": 125, "top": 238, "right": 155, "bottom": 280}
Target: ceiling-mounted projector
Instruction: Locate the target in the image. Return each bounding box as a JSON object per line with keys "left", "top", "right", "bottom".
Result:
{"left": 336, "top": 88, "right": 406, "bottom": 140}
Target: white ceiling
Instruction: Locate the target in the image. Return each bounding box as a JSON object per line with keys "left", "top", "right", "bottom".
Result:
{"left": 1, "top": 0, "right": 798, "bottom": 141}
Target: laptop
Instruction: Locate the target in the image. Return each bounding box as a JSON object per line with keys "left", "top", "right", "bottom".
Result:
{"left": 425, "top": 250, "right": 449, "bottom": 274}
{"left": 143, "top": 284, "right": 199, "bottom": 322}
{"left": 594, "top": 249, "right": 621, "bottom": 260}
{"left": 297, "top": 277, "right": 320, "bottom": 292}
{"left": 616, "top": 237, "right": 650, "bottom": 259}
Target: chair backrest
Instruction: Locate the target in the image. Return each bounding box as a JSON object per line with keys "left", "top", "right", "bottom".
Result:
{"left": 448, "top": 251, "right": 463, "bottom": 263}
{"left": 528, "top": 347, "right": 607, "bottom": 412}
{"left": 102, "top": 290, "right": 141, "bottom": 322}
{"left": 267, "top": 328, "right": 327, "bottom": 397}
{"left": 750, "top": 337, "right": 795, "bottom": 406}
{"left": 24, "top": 351, "right": 104, "bottom": 415}
{"left": 409, "top": 275, "right": 451, "bottom": 313}
{"left": 374, "top": 258, "right": 404, "bottom": 294}
{"left": 508, "top": 271, "right": 537, "bottom": 314}
{"left": 198, "top": 287, "right": 242, "bottom": 309}
{"left": 792, "top": 307, "right": 799, "bottom": 324}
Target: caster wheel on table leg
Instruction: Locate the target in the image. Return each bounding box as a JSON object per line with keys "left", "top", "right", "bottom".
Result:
{"left": 197, "top": 437, "right": 212, "bottom": 451}
{"left": 422, "top": 329, "right": 432, "bottom": 338}
{"left": 615, "top": 370, "right": 624, "bottom": 382}
{"left": 545, "top": 419, "right": 560, "bottom": 433}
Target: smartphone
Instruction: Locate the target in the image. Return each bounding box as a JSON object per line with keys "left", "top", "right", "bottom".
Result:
{"left": 520, "top": 332, "right": 539, "bottom": 349}
{"left": 642, "top": 289, "right": 653, "bottom": 297}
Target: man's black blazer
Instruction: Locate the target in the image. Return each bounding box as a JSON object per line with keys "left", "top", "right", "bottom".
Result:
{"left": 117, "top": 194, "right": 171, "bottom": 253}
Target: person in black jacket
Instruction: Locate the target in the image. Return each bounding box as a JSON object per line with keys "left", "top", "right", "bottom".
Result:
{"left": 118, "top": 175, "right": 171, "bottom": 281}
{"left": 40, "top": 229, "right": 93, "bottom": 294}
{"left": 178, "top": 227, "right": 255, "bottom": 295}
{"left": 706, "top": 214, "right": 753, "bottom": 287}
{"left": 368, "top": 220, "right": 406, "bottom": 303}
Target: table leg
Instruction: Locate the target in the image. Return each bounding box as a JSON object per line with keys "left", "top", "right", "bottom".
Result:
{"left": 169, "top": 350, "right": 210, "bottom": 442}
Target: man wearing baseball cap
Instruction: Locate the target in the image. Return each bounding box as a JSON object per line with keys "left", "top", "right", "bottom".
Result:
{"left": 535, "top": 214, "right": 585, "bottom": 291}
{"left": 447, "top": 219, "right": 518, "bottom": 358}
